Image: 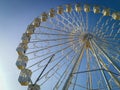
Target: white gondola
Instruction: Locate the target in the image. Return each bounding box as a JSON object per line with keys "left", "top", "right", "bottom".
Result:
{"left": 22, "top": 33, "right": 31, "bottom": 44}
{"left": 66, "top": 4, "right": 72, "bottom": 12}
{"left": 28, "top": 84, "right": 40, "bottom": 90}
{"left": 16, "top": 43, "right": 28, "bottom": 55}
{"left": 41, "top": 12, "right": 48, "bottom": 22}
{"left": 93, "top": 6, "right": 100, "bottom": 13}
{"left": 102, "top": 8, "right": 110, "bottom": 16}
{"left": 49, "top": 8, "right": 55, "bottom": 17}
{"left": 84, "top": 4, "right": 90, "bottom": 12}
{"left": 75, "top": 4, "right": 82, "bottom": 12}
{"left": 57, "top": 6, "right": 63, "bottom": 14}
{"left": 26, "top": 24, "right": 35, "bottom": 36}
{"left": 18, "top": 69, "right": 32, "bottom": 86}
{"left": 32, "top": 18, "right": 41, "bottom": 27}
{"left": 16, "top": 47, "right": 25, "bottom": 55}
{"left": 19, "top": 43, "right": 28, "bottom": 50}
{"left": 112, "top": 12, "right": 120, "bottom": 20}
{"left": 16, "top": 55, "right": 28, "bottom": 70}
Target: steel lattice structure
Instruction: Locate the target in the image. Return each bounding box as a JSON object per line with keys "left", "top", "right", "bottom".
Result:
{"left": 16, "top": 3, "right": 120, "bottom": 90}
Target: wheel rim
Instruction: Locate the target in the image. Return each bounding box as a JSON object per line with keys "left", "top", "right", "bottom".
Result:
{"left": 16, "top": 3, "right": 120, "bottom": 90}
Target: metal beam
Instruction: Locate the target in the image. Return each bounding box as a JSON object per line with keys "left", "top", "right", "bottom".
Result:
{"left": 91, "top": 40, "right": 120, "bottom": 87}
{"left": 90, "top": 41, "right": 111, "bottom": 90}
{"left": 62, "top": 44, "right": 85, "bottom": 90}
{"left": 92, "top": 39, "right": 120, "bottom": 73}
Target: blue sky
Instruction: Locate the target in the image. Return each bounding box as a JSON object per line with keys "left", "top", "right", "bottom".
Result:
{"left": 0, "top": 0, "right": 120, "bottom": 90}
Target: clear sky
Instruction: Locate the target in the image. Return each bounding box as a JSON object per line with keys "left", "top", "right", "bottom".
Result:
{"left": 0, "top": 0, "right": 120, "bottom": 90}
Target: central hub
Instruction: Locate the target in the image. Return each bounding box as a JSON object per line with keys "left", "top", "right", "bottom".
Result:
{"left": 79, "top": 33, "right": 93, "bottom": 48}
{"left": 82, "top": 33, "right": 93, "bottom": 41}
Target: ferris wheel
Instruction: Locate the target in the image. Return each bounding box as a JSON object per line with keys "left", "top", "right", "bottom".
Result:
{"left": 16, "top": 3, "right": 120, "bottom": 90}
